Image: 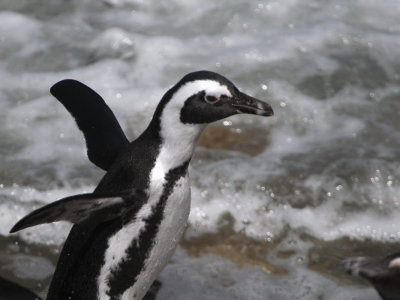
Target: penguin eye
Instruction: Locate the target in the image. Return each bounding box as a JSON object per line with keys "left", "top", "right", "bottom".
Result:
{"left": 205, "top": 95, "right": 219, "bottom": 104}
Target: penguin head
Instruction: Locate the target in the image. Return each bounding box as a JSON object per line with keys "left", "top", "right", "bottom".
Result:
{"left": 159, "top": 70, "right": 273, "bottom": 125}
{"left": 150, "top": 70, "right": 274, "bottom": 153}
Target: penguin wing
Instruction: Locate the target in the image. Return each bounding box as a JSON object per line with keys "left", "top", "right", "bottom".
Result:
{"left": 50, "top": 79, "right": 130, "bottom": 171}
{"left": 9, "top": 190, "right": 145, "bottom": 233}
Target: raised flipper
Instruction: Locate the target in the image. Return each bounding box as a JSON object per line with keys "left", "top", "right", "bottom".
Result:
{"left": 9, "top": 190, "right": 145, "bottom": 233}
{"left": 50, "top": 79, "right": 130, "bottom": 171}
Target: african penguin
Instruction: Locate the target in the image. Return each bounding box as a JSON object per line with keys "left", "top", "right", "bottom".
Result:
{"left": 10, "top": 70, "right": 274, "bottom": 300}
{"left": 342, "top": 251, "right": 400, "bottom": 300}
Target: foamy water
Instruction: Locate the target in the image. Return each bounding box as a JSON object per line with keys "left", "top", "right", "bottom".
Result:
{"left": 1, "top": 0, "right": 400, "bottom": 298}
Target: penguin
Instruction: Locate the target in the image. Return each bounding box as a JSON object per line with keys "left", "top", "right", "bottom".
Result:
{"left": 342, "top": 251, "right": 400, "bottom": 300}
{"left": 10, "top": 70, "right": 274, "bottom": 300}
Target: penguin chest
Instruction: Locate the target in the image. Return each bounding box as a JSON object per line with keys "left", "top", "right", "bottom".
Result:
{"left": 121, "top": 175, "right": 191, "bottom": 300}
{"left": 97, "top": 173, "right": 191, "bottom": 300}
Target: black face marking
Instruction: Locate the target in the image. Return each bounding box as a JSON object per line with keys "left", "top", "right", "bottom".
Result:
{"left": 180, "top": 91, "right": 237, "bottom": 124}
{"left": 107, "top": 161, "right": 190, "bottom": 298}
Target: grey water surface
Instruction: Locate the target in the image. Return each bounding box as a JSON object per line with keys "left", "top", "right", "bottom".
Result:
{"left": 1, "top": 0, "right": 400, "bottom": 299}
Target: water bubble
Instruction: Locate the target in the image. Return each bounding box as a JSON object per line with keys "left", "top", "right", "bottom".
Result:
{"left": 371, "top": 176, "right": 380, "bottom": 183}
{"left": 279, "top": 101, "right": 287, "bottom": 108}
{"left": 200, "top": 190, "right": 209, "bottom": 198}
{"left": 335, "top": 185, "right": 343, "bottom": 191}
{"left": 261, "top": 84, "right": 268, "bottom": 90}
{"left": 296, "top": 256, "right": 304, "bottom": 264}
{"left": 242, "top": 218, "right": 250, "bottom": 225}
{"left": 223, "top": 120, "right": 232, "bottom": 126}
{"left": 264, "top": 232, "right": 273, "bottom": 242}
{"left": 298, "top": 46, "right": 307, "bottom": 53}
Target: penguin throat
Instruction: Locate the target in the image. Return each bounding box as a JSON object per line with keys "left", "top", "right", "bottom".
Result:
{"left": 159, "top": 120, "right": 205, "bottom": 169}
{"left": 157, "top": 104, "right": 205, "bottom": 169}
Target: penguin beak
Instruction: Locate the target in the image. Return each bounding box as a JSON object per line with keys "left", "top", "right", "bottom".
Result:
{"left": 231, "top": 92, "right": 274, "bottom": 117}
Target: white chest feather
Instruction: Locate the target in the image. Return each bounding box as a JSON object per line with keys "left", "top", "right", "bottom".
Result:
{"left": 122, "top": 175, "right": 190, "bottom": 300}
{"left": 97, "top": 166, "right": 191, "bottom": 300}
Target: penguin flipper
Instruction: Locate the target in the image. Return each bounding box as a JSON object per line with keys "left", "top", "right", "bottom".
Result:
{"left": 9, "top": 190, "right": 145, "bottom": 233}
{"left": 50, "top": 79, "right": 130, "bottom": 171}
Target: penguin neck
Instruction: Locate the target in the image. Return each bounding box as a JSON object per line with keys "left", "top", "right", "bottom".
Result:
{"left": 161, "top": 116, "right": 204, "bottom": 165}
{"left": 142, "top": 105, "right": 205, "bottom": 173}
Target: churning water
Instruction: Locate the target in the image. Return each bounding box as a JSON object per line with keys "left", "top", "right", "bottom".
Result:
{"left": 1, "top": 0, "right": 400, "bottom": 299}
